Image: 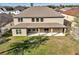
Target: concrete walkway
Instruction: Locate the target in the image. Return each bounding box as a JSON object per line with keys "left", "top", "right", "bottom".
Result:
{"left": 28, "top": 33, "right": 65, "bottom": 36}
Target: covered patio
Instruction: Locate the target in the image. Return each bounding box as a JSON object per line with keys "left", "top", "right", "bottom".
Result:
{"left": 12, "top": 23, "right": 67, "bottom": 36}
{"left": 27, "top": 28, "right": 66, "bottom": 36}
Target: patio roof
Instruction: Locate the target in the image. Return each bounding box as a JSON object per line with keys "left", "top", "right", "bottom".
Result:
{"left": 11, "top": 23, "right": 66, "bottom": 29}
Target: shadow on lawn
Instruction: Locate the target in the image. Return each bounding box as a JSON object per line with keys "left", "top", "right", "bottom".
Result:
{"left": 0, "top": 36, "right": 49, "bottom": 55}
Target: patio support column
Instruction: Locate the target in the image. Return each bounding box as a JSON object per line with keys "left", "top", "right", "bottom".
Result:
{"left": 51, "top": 28, "right": 53, "bottom": 32}
{"left": 26, "top": 29, "right": 27, "bottom": 36}
{"left": 64, "top": 28, "right": 66, "bottom": 33}
{"left": 38, "top": 28, "right": 40, "bottom": 33}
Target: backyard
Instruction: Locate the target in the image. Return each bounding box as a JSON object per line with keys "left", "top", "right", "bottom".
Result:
{"left": 0, "top": 35, "right": 79, "bottom": 55}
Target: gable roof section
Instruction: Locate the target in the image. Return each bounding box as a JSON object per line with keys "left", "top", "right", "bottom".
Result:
{"left": 62, "top": 8, "right": 79, "bottom": 16}
{"left": 14, "top": 6, "right": 64, "bottom": 18}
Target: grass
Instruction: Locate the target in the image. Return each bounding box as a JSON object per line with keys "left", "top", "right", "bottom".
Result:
{"left": 0, "top": 36, "right": 79, "bottom": 55}
{"left": 0, "top": 36, "right": 27, "bottom": 54}
{"left": 13, "top": 36, "right": 28, "bottom": 41}
{"left": 24, "top": 36, "right": 79, "bottom": 55}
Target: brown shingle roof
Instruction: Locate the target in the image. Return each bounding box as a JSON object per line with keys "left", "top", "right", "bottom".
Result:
{"left": 11, "top": 23, "right": 66, "bottom": 29}
{"left": 14, "top": 6, "right": 64, "bottom": 18}
{"left": 62, "top": 8, "right": 79, "bottom": 16}
{"left": 0, "top": 13, "right": 13, "bottom": 27}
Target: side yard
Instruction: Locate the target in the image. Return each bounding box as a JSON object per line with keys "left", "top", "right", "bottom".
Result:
{"left": 0, "top": 35, "right": 79, "bottom": 55}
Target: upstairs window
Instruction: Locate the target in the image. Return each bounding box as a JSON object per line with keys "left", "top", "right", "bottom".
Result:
{"left": 36, "top": 18, "right": 39, "bottom": 22}
{"left": 31, "top": 18, "right": 44, "bottom": 22}
{"left": 41, "top": 18, "right": 43, "bottom": 22}
{"left": 16, "top": 29, "right": 21, "bottom": 34}
{"left": 32, "top": 18, "right": 35, "bottom": 22}
{"left": 0, "top": 29, "right": 1, "bottom": 33}
{"left": 18, "top": 18, "right": 23, "bottom": 22}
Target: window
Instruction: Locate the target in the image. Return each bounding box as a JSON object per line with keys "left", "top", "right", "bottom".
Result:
{"left": 16, "top": 29, "right": 21, "bottom": 34}
{"left": 0, "top": 29, "right": 1, "bottom": 33}
{"left": 32, "top": 28, "right": 38, "bottom": 32}
{"left": 36, "top": 18, "right": 39, "bottom": 22}
{"left": 32, "top": 29, "right": 35, "bottom": 31}
{"left": 32, "top": 18, "right": 35, "bottom": 22}
{"left": 18, "top": 18, "right": 23, "bottom": 22}
{"left": 32, "top": 18, "right": 43, "bottom": 22}
{"left": 28, "top": 29, "right": 31, "bottom": 32}
{"left": 44, "top": 28, "right": 49, "bottom": 32}
{"left": 18, "top": 18, "right": 20, "bottom": 22}
{"left": 10, "top": 24, "right": 13, "bottom": 26}
{"left": 41, "top": 18, "right": 43, "bottom": 22}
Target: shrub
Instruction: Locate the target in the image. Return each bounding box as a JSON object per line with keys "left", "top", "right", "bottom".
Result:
{"left": 2, "top": 30, "right": 12, "bottom": 37}
{"left": 0, "top": 38, "right": 11, "bottom": 44}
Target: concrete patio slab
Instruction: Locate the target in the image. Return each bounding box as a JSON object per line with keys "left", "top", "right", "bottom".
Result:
{"left": 28, "top": 32, "right": 65, "bottom": 36}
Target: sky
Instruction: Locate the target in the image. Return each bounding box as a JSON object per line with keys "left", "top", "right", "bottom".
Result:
{"left": 0, "top": 3, "right": 79, "bottom": 6}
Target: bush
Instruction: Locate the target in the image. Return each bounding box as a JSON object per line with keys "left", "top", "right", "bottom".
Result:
{"left": 0, "top": 38, "right": 11, "bottom": 44}
{"left": 2, "top": 30, "right": 12, "bottom": 37}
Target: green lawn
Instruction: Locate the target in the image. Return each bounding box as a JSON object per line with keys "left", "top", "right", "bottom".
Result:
{"left": 0, "top": 36, "right": 27, "bottom": 53}
{"left": 25, "top": 36, "right": 79, "bottom": 55}
{"left": 0, "top": 36, "right": 79, "bottom": 55}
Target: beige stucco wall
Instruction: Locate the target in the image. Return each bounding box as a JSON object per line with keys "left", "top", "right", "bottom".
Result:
{"left": 12, "top": 29, "right": 27, "bottom": 36}
{"left": 43, "top": 18, "right": 64, "bottom": 24}
{"left": 14, "top": 18, "right": 31, "bottom": 25}
{"left": 62, "top": 14, "right": 76, "bottom": 27}
{"left": 62, "top": 14, "right": 75, "bottom": 21}
{"left": 14, "top": 18, "right": 64, "bottom": 25}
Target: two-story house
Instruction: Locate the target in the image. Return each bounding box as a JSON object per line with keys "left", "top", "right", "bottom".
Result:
{"left": 11, "top": 6, "right": 67, "bottom": 36}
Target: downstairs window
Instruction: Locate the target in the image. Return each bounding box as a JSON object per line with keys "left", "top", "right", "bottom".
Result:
{"left": 16, "top": 29, "right": 21, "bottom": 34}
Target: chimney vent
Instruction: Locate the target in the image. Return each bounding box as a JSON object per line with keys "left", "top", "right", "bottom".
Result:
{"left": 31, "top": 3, "right": 33, "bottom": 7}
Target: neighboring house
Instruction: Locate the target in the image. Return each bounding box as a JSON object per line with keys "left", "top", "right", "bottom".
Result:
{"left": 0, "top": 8, "right": 5, "bottom": 13}
{"left": 0, "top": 13, "right": 13, "bottom": 36}
{"left": 0, "top": 7, "right": 21, "bottom": 14}
{"left": 11, "top": 6, "right": 67, "bottom": 36}
{"left": 14, "top": 6, "right": 28, "bottom": 11}
{"left": 61, "top": 8, "right": 79, "bottom": 39}
{"left": 3, "top": 10, "right": 21, "bottom": 15}
{"left": 62, "top": 8, "right": 79, "bottom": 27}
{"left": 60, "top": 7, "right": 72, "bottom": 11}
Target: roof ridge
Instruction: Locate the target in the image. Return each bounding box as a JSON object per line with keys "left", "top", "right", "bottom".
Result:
{"left": 14, "top": 6, "right": 64, "bottom": 18}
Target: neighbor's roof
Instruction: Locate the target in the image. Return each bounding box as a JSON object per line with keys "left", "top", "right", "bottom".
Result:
{"left": 0, "top": 13, "right": 13, "bottom": 27}
{"left": 62, "top": 8, "right": 79, "bottom": 16}
{"left": 11, "top": 23, "right": 66, "bottom": 29}
{"left": 60, "top": 7, "right": 72, "bottom": 11}
{"left": 14, "top": 6, "right": 64, "bottom": 18}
